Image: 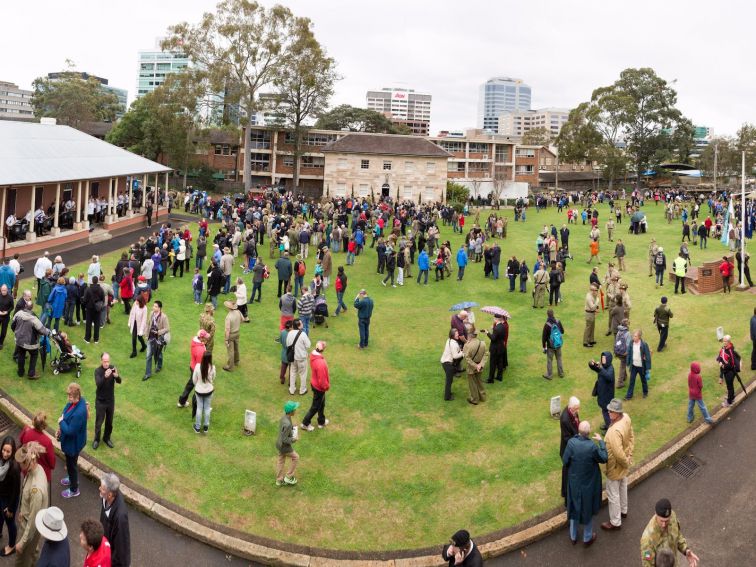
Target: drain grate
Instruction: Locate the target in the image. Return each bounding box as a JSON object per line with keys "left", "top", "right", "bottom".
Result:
{"left": 671, "top": 455, "right": 701, "bottom": 479}
{"left": 0, "top": 412, "right": 14, "bottom": 434}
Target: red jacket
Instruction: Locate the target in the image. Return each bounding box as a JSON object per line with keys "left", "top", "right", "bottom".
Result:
{"left": 19, "top": 426, "right": 56, "bottom": 482}
{"left": 348, "top": 241, "right": 357, "bottom": 253}
{"left": 84, "top": 536, "right": 111, "bottom": 567}
{"left": 119, "top": 273, "right": 134, "bottom": 299}
{"left": 688, "top": 361, "right": 703, "bottom": 400}
{"left": 190, "top": 337, "right": 206, "bottom": 370}
{"left": 719, "top": 260, "right": 732, "bottom": 277}
{"left": 309, "top": 351, "right": 330, "bottom": 392}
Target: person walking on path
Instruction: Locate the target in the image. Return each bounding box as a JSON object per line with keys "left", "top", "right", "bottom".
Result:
{"left": 14, "top": 442, "right": 48, "bottom": 566}
{"left": 672, "top": 253, "right": 688, "bottom": 294}
{"left": 653, "top": 297, "right": 673, "bottom": 352}
{"left": 79, "top": 518, "right": 110, "bottom": 567}
{"left": 462, "top": 330, "right": 488, "bottom": 405}
{"left": 483, "top": 314, "right": 508, "bottom": 383}
{"left": 614, "top": 239, "right": 626, "bottom": 271}
{"left": 601, "top": 398, "right": 634, "bottom": 532}
{"left": 687, "top": 361, "right": 714, "bottom": 424}
{"left": 99, "top": 472, "right": 131, "bottom": 567}
{"left": 441, "top": 329, "right": 464, "bottom": 402}
{"left": 192, "top": 351, "right": 215, "bottom": 433}
{"left": 625, "top": 330, "right": 652, "bottom": 400}
{"left": 640, "top": 498, "right": 700, "bottom": 567}
{"left": 19, "top": 413, "right": 55, "bottom": 486}
{"left": 562, "top": 421, "right": 607, "bottom": 547}
{"left": 583, "top": 285, "right": 599, "bottom": 347}
{"left": 222, "top": 300, "right": 242, "bottom": 372}
{"left": 286, "top": 319, "right": 311, "bottom": 395}
{"left": 35, "top": 506, "right": 69, "bottom": 566}
{"left": 275, "top": 401, "right": 300, "bottom": 487}
{"left": 542, "top": 309, "right": 564, "bottom": 380}
{"left": 587, "top": 238, "right": 601, "bottom": 264}
{"left": 559, "top": 397, "right": 580, "bottom": 505}
{"left": 92, "top": 353, "right": 121, "bottom": 450}
{"left": 456, "top": 244, "right": 468, "bottom": 281}
{"left": 57, "top": 383, "right": 88, "bottom": 499}
{"left": 654, "top": 247, "right": 667, "bottom": 288}
{"left": 589, "top": 353, "right": 615, "bottom": 430}
{"left": 142, "top": 301, "right": 170, "bottom": 381}
{"left": 717, "top": 335, "right": 741, "bottom": 408}
{"left": 441, "top": 529, "right": 483, "bottom": 567}
{"left": 301, "top": 341, "right": 330, "bottom": 431}
{"left": 354, "top": 289, "right": 374, "bottom": 349}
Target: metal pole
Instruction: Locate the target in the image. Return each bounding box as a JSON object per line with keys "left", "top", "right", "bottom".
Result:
{"left": 713, "top": 143, "right": 718, "bottom": 194}
{"left": 740, "top": 151, "right": 746, "bottom": 288}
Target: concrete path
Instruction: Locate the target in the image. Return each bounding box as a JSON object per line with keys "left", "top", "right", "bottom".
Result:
{"left": 489, "top": 392, "right": 756, "bottom": 566}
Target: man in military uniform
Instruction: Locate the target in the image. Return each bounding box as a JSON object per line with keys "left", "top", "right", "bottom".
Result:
{"left": 463, "top": 330, "right": 488, "bottom": 405}
{"left": 619, "top": 282, "right": 632, "bottom": 321}
{"left": 199, "top": 303, "right": 216, "bottom": 354}
{"left": 640, "top": 498, "right": 699, "bottom": 567}
{"left": 604, "top": 272, "right": 620, "bottom": 335}
{"left": 648, "top": 238, "right": 659, "bottom": 277}
{"left": 584, "top": 284, "right": 600, "bottom": 347}
{"left": 532, "top": 264, "right": 549, "bottom": 309}
{"left": 15, "top": 441, "right": 49, "bottom": 566}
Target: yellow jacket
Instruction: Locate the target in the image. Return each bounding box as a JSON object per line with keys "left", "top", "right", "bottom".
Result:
{"left": 604, "top": 413, "right": 634, "bottom": 480}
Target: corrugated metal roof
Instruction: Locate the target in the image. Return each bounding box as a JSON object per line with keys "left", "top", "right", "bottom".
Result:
{"left": 0, "top": 121, "right": 172, "bottom": 186}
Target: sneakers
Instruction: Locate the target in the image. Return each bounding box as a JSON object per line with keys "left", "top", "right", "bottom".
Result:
{"left": 60, "top": 477, "right": 70, "bottom": 487}
{"left": 275, "top": 479, "right": 284, "bottom": 487}
{"left": 193, "top": 424, "right": 201, "bottom": 433}
{"left": 301, "top": 424, "right": 315, "bottom": 432}
{"left": 318, "top": 419, "right": 330, "bottom": 429}
{"left": 61, "top": 488, "right": 80, "bottom": 499}
{"left": 203, "top": 425, "right": 209, "bottom": 433}
{"left": 177, "top": 401, "right": 189, "bottom": 408}
{"left": 283, "top": 476, "right": 297, "bottom": 485}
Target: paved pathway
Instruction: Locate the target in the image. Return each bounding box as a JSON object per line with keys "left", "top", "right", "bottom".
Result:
{"left": 489, "top": 392, "right": 756, "bottom": 565}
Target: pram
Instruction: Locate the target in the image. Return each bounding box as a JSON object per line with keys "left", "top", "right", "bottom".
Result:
{"left": 49, "top": 330, "right": 85, "bottom": 378}
{"left": 313, "top": 294, "right": 329, "bottom": 328}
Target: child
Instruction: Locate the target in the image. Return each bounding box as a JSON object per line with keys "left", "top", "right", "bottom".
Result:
{"left": 688, "top": 362, "right": 714, "bottom": 424}
{"left": 192, "top": 269, "right": 204, "bottom": 304}
{"left": 275, "top": 401, "right": 300, "bottom": 487}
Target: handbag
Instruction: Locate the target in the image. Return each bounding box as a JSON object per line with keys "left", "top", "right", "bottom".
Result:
{"left": 286, "top": 330, "right": 302, "bottom": 363}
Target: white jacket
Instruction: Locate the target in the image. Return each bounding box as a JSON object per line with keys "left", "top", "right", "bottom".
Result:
{"left": 286, "top": 329, "right": 311, "bottom": 360}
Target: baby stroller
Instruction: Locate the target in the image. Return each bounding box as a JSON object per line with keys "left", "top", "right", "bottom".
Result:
{"left": 49, "top": 330, "right": 86, "bottom": 378}
{"left": 313, "top": 294, "right": 329, "bottom": 328}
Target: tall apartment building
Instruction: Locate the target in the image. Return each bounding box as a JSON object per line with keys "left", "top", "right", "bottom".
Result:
{"left": 498, "top": 107, "right": 570, "bottom": 138}
{"left": 47, "top": 72, "right": 128, "bottom": 118}
{"left": 366, "top": 87, "right": 432, "bottom": 136}
{"left": 136, "top": 38, "right": 189, "bottom": 98}
{"left": 0, "top": 81, "right": 34, "bottom": 121}
{"left": 477, "top": 77, "right": 531, "bottom": 132}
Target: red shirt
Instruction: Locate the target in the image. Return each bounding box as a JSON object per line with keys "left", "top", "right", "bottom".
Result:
{"left": 309, "top": 352, "right": 330, "bottom": 392}
{"left": 190, "top": 337, "right": 206, "bottom": 370}
{"left": 719, "top": 261, "right": 732, "bottom": 277}
{"left": 18, "top": 426, "right": 56, "bottom": 482}
{"left": 84, "top": 536, "right": 111, "bottom": 567}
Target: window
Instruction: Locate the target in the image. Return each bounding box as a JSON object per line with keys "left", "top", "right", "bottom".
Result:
{"left": 248, "top": 129, "right": 271, "bottom": 149}
{"left": 250, "top": 153, "right": 270, "bottom": 172}
{"left": 495, "top": 146, "right": 509, "bottom": 162}
{"left": 335, "top": 183, "right": 347, "bottom": 197}
{"left": 402, "top": 186, "right": 414, "bottom": 199}
{"left": 383, "top": 161, "right": 392, "bottom": 171}
{"left": 34, "top": 186, "right": 44, "bottom": 210}
{"left": 426, "top": 162, "right": 436, "bottom": 173}
{"left": 468, "top": 143, "right": 489, "bottom": 154}
{"left": 338, "top": 158, "right": 349, "bottom": 170}
{"left": 359, "top": 184, "right": 369, "bottom": 197}
{"left": 447, "top": 161, "right": 465, "bottom": 173}
{"left": 516, "top": 165, "right": 534, "bottom": 174}
{"left": 361, "top": 159, "right": 370, "bottom": 170}
{"left": 424, "top": 187, "right": 436, "bottom": 202}
{"left": 515, "top": 148, "right": 535, "bottom": 157}
{"left": 404, "top": 161, "right": 415, "bottom": 172}
{"left": 301, "top": 156, "right": 324, "bottom": 169}
{"left": 214, "top": 145, "right": 222, "bottom": 155}
{"left": 282, "top": 155, "right": 294, "bottom": 167}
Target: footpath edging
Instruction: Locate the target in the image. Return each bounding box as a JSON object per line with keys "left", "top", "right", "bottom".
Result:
{"left": 1, "top": 375, "right": 752, "bottom": 565}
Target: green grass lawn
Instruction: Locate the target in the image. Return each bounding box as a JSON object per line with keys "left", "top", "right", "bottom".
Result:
{"left": 3, "top": 202, "right": 753, "bottom": 551}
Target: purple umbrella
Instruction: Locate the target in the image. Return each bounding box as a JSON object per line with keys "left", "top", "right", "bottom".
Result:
{"left": 481, "top": 306, "right": 511, "bottom": 318}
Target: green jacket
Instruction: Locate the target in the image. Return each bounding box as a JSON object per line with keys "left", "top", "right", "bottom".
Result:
{"left": 640, "top": 511, "right": 689, "bottom": 566}
{"left": 36, "top": 278, "right": 52, "bottom": 308}
{"left": 276, "top": 414, "right": 295, "bottom": 454}
{"left": 653, "top": 305, "right": 673, "bottom": 326}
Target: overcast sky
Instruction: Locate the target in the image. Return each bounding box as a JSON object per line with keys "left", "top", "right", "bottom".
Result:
{"left": 2, "top": 0, "right": 753, "bottom": 136}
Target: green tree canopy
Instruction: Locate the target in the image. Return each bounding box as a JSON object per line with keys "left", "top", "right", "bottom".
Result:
{"left": 521, "top": 126, "right": 552, "bottom": 147}
{"left": 314, "top": 104, "right": 404, "bottom": 133}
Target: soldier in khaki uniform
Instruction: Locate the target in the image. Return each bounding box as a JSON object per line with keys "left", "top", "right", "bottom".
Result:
{"left": 640, "top": 498, "right": 699, "bottom": 567}
{"left": 619, "top": 282, "right": 632, "bottom": 321}
{"left": 15, "top": 441, "right": 49, "bottom": 567}
{"left": 583, "top": 285, "right": 600, "bottom": 347}
{"left": 223, "top": 300, "right": 243, "bottom": 372}
{"left": 463, "top": 330, "right": 488, "bottom": 405}
{"left": 199, "top": 303, "right": 216, "bottom": 353}
{"left": 605, "top": 274, "right": 620, "bottom": 335}
{"left": 533, "top": 264, "right": 549, "bottom": 308}
{"left": 648, "top": 238, "right": 659, "bottom": 277}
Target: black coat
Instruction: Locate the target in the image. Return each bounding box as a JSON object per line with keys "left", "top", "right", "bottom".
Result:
{"left": 101, "top": 491, "right": 131, "bottom": 567}
{"left": 441, "top": 543, "right": 483, "bottom": 567}
{"left": 82, "top": 284, "right": 105, "bottom": 311}
{"left": 590, "top": 352, "right": 615, "bottom": 409}
{"left": 560, "top": 406, "right": 579, "bottom": 498}
{"left": 207, "top": 267, "right": 224, "bottom": 295}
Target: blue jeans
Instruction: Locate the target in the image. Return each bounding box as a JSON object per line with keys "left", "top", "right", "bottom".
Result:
{"left": 151, "top": 271, "right": 159, "bottom": 290}
{"left": 358, "top": 318, "right": 370, "bottom": 347}
{"left": 520, "top": 277, "right": 527, "bottom": 292}
{"left": 492, "top": 264, "right": 499, "bottom": 280}
{"left": 569, "top": 518, "right": 593, "bottom": 543}
{"left": 301, "top": 315, "right": 311, "bottom": 335}
{"left": 508, "top": 275, "right": 516, "bottom": 291}
{"left": 195, "top": 256, "right": 204, "bottom": 269}
{"left": 346, "top": 252, "right": 355, "bottom": 265}
{"left": 294, "top": 275, "right": 304, "bottom": 298}
{"left": 250, "top": 282, "right": 262, "bottom": 302}
{"left": 113, "top": 284, "right": 120, "bottom": 301}
{"left": 209, "top": 294, "right": 218, "bottom": 309}
{"left": 335, "top": 291, "right": 346, "bottom": 314}
{"left": 64, "top": 302, "right": 75, "bottom": 325}
{"left": 223, "top": 275, "right": 231, "bottom": 294}
{"left": 625, "top": 365, "right": 648, "bottom": 398}
{"left": 655, "top": 268, "right": 664, "bottom": 285}
{"left": 194, "top": 290, "right": 202, "bottom": 303}
{"left": 145, "top": 340, "right": 163, "bottom": 377}
{"left": 65, "top": 452, "right": 80, "bottom": 492}
{"left": 417, "top": 269, "right": 428, "bottom": 284}
{"left": 457, "top": 266, "right": 465, "bottom": 280}
{"left": 195, "top": 392, "right": 213, "bottom": 428}
{"left": 688, "top": 399, "right": 713, "bottom": 423}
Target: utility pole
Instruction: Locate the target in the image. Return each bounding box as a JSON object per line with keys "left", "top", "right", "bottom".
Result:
{"left": 738, "top": 151, "right": 747, "bottom": 290}
{"left": 713, "top": 142, "right": 718, "bottom": 194}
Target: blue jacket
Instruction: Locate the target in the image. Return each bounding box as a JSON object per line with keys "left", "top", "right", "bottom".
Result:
{"left": 65, "top": 282, "right": 78, "bottom": 303}
{"left": 47, "top": 284, "right": 68, "bottom": 319}
{"left": 59, "top": 397, "right": 88, "bottom": 456}
{"left": 456, "top": 249, "right": 468, "bottom": 267}
{"left": 354, "top": 229, "right": 364, "bottom": 246}
{"left": 0, "top": 265, "right": 15, "bottom": 291}
{"left": 626, "top": 339, "right": 652, "bottom": 373}
{"left": 353, "top": 296, "right": 374, "bottom": 319}
{"left": 418, "top": 251, "right": 430, "bottom": 271}
{"left": 562, "top": 435, "right": 607, "bottom": 524}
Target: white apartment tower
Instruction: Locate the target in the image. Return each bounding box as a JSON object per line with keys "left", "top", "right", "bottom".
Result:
{"left": 498, "top": 108, "right": 570, "bottom": 138}
{"left": 477, "top": 77, "right": 531, "bottom": 132}
{"left": 136, "top": 38, "right": 190, "bottom": 98}
{"left": 365, "top": 87, "right": 432, "bottom": 136}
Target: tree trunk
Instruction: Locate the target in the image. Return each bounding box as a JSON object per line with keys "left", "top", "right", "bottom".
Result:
{"left": 244, "top": 117, "right": 253, "bottom": 192}
{"left": 293, "top": 126, "right": 302, "bottom": 191}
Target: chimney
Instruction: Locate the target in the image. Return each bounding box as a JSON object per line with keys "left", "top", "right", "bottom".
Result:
{"left": 40, "top": 118, "right": 57, "bottom": 125}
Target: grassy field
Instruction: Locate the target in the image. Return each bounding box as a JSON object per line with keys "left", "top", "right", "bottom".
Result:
{"left": 3, "top": 202, "right": 753, "bottom": 551}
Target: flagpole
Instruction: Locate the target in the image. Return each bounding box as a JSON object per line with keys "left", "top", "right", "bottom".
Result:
{"left": 738, "top": 151, "right": 747, "bottom": 290}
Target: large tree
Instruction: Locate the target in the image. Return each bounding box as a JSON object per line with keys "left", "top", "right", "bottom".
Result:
{"left": 32, "top": 66, "right": 120, "bottom": 130}
{"left": 271, "top": 31, "right": 339, "bottom": 188}
{"left": 521, "top": 126, "right": 553, "bottom": 147}
{"left": 163, "top": 0, "right": 319, "bottom": 192}
{"left": 314, "top": 104, "right": 401, "bottom": 133}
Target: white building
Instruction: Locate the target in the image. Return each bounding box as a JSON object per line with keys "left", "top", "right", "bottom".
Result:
{"left": 0, "top": 81, "right": 34, "bottom": 121}
{"left": 365, "top": 87, "right": 432, "bottom": 136}
{"left": 477, "top": 77, "right": 531, "bottom": 132}
{"left": 136, "top": 38, "right": 189, "bottom": 98}
{"left": 498, "top": 107, "right": 570, "bottom": 138}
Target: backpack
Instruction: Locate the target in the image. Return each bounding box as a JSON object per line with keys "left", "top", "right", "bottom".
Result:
{"left": 655, "top": 253, "right": 664, "bottom": 266}
{"left": 286, "top": 331, "right": 302, "bottom": 363}
{"left": 614, "top": 328, "right": 630, "bottom": 356}
{"left": 297, "top": 261, "right": 306, "bottom": 277}
{"left": 549, "top": 321, "right": 563, "bottom": 349}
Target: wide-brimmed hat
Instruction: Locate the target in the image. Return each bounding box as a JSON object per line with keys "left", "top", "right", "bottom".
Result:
{"left": 607, "top": 398, "right": 624, "bottom": 413}
{"left": 35, "top": 507, "right": 67, "bottom": 541}
{"left": 223, "top": 300, "right": 238, "bottom": 310}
